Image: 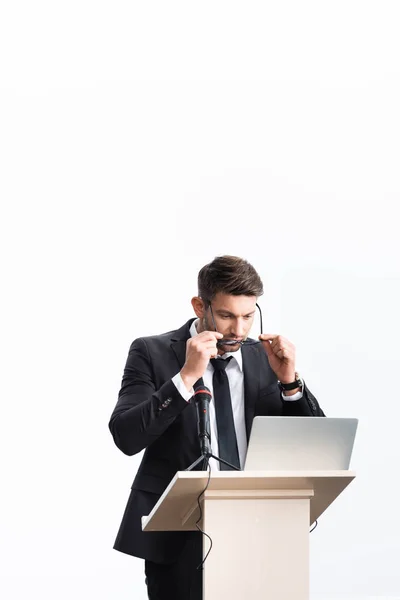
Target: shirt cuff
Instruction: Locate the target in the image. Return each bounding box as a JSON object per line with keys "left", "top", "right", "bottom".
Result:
{"left": 281, "top": 378, "right": 304, "bottom": 402}
{"left": 172, "top": 373, "right": 194, "bottom": 402}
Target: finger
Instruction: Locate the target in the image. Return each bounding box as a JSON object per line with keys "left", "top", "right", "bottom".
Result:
{"left": 262, "top": 342, "right": 291, "bottom": 363}
{"left": 270, "top": 340, "right": 289, "bottom": 355}
{"left": 260, "top": 339, "right": 274, "bottom": 356}
{"left": 259, "top": 334, "right": 278, "bottom": 342}
{"left": 194, "top": 333, "right": 222, "bottom": 345}
{"left": 277, "top": 348, "right": 294, "bottom": 363}
{"left": 202, "top": 340, "right": 222, "bottom": 351}
{"left": 270, "top": 336, "right": 290, "bottom": 351}
{"left": 201, "top": 330, "right": 224, "bottom": 339}
{"left": 203, "top": 345, "right": 219, "bottom": 358}
{"left": 271, "top": 340, "right": 294, "bottom": 358}
{"left": 204, "top": 342, "right": 219, "bottom": 352}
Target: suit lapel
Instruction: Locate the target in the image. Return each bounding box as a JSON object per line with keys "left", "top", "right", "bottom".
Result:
{"left": 171, "top": 340, "right": 187, "bottom": 369}
{"left": 170, "top": 320, "right": 198, "bottom": 434}
{"left": 242, "top": 344, "right": 261, "bottom": 440}
{"left": 170, "top": 318, "right": 196, "bottom": 369}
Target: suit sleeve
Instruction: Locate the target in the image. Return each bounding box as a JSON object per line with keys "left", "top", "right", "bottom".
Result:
{"left": 109, "top": 338, "right": 190, "bottom": 456}
{"left": 256, "top": 361, "right": 325, "bottom": 417}
{"left": 254, "top": 347, "right": 325, "bottom": 417}
{"left": 281, "top": 382, "right": 325, "bottom": 417}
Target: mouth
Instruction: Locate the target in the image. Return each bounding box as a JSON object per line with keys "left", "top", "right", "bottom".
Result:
{"left": 217, "top": 338, "right": 243, "bottom": 346}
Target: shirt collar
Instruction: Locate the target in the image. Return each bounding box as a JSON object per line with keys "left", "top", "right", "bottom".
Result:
{"left": 190, "top": 319, "right": 243, "bottom": 371}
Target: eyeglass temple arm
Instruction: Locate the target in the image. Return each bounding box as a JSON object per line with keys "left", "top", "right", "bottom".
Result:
{"left": 208, "top": 302, "right": 263, "bottom": 336}
{"left": 256, "top": 302, "right": 263, "bottom": 334}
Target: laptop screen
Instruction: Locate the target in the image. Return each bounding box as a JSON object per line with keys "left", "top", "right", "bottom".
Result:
{"left": 244, "top": 416, "right": 358, "bottom": 471}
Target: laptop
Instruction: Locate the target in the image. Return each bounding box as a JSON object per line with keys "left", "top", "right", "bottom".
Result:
{"left": 244, "top": 416, "right": 358, "bottom": 471}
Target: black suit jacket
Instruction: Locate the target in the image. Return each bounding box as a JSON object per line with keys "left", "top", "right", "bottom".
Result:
{"left": 109, "top": 319, "right": 324, "bottom": 563}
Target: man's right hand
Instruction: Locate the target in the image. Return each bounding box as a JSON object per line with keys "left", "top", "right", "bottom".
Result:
{"left": 180, "top": 331, "right": 223, "bottom": 392}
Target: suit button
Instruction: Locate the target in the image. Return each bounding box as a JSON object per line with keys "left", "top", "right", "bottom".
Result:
{"left": 159, "top": 398, "right": 172, "bottom": 411}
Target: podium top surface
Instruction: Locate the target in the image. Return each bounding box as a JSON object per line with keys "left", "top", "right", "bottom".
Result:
{"left": 142, "top": 470, "right": 355, "bottom": 532}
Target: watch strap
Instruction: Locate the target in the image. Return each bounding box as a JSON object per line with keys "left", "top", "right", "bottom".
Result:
{"left": 278, "top": 372, "right": 302, "bottom": 391}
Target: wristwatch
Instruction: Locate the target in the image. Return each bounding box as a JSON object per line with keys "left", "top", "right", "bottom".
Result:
{"left": 278, "top": 372, "right": 303, "bottom": 391}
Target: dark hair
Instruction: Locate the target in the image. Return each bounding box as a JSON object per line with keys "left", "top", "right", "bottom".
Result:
{"left": 198, "top": 255, "right": 264, "bottom": 304}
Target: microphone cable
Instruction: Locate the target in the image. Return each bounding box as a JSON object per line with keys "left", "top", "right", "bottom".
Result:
{"left": 310, "top": 520, "right": 318, "bottom": 533}
{"left": 195, "top": 462, "right": 213, "bottom": 570}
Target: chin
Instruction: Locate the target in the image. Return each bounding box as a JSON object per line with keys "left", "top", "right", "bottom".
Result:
{"left": 222, "top": 342, "right": 241, "bottom": 351}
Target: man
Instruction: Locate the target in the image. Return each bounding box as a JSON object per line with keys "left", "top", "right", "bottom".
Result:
{"left": 109, "top": 255, "right": 324, "bottom": 600}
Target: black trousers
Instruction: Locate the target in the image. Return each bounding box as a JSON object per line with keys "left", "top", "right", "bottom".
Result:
{"left": 145, "top": 532, "right": 203, "bottom": 600}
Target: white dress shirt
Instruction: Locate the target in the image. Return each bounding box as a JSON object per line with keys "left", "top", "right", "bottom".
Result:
{"left": 172, "top": 319, "right": 303, "bottom": 470}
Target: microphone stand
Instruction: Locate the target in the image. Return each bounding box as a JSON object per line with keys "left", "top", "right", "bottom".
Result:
{"left": 185, "top": 381, "right": 241, "bottom": 472}
{"left": 185, "top": 446, "right": 240, "bottom": 471}
{"left": 185, "top": 415, "right": 240, "bottom": 472}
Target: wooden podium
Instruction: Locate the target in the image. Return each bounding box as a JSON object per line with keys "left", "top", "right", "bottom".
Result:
{"left": 142, "top": 470, "right": 355, "bottom": 600}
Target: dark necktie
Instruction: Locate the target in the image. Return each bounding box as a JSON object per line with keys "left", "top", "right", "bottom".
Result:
{"left": 210, "top": 357, "right": 240, "bottom": 470}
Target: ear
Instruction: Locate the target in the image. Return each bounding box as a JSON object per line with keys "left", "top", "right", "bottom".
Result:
{"left": 191, "top": 296, "right": 206, "bottom": 318}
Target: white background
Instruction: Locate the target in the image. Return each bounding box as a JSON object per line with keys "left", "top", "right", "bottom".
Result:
{"left": 1, "top": 1, "right": 399, "bottom": 598}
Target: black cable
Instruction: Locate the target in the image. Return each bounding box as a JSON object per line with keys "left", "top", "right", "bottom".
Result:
{"left": 190, "top": 463, "right": 317, "bottom": 596}
{"left": 310, "top": 519, "right": 318, "bottom": 533}
{"left": 195, "top": 462, "right": 213, "bottom": 570}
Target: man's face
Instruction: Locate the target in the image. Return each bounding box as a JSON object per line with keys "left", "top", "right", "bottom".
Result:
{"left": 198, "top": 293, "right": 257, "bottom": 354}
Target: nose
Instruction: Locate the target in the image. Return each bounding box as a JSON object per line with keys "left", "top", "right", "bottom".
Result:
{"left": 232, "top": 318, "right": 246, "bottom": 339}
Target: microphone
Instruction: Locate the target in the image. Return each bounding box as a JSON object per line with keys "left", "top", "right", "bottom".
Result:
{"left": 193, "top": 383, "right": 212, "bottom": 455}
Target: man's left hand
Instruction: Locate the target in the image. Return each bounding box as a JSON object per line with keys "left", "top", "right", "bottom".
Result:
{"left": 259, "top": 334, "right": 297, "bottom": 384}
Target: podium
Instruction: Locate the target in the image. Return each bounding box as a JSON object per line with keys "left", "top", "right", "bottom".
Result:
{"left": 142, "top": 470, "right": 355, "bottom": 600}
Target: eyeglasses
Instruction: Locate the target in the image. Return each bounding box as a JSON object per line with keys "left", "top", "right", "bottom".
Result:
{"left": 208, "top": 302, "right": 263, "bottom": 347}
